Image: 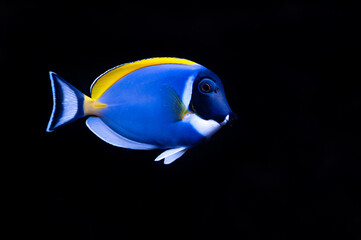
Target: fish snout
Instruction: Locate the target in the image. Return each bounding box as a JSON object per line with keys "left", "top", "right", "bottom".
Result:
{"left": 220, "top": 111, "right": 237, "bottom": 126}
{"left": 229, "top": 111, "right": 237, "bottom": 122}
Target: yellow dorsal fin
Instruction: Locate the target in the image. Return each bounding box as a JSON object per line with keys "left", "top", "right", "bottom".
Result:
{"left": 90, "top": 57, "right": 197, "bottom": 99}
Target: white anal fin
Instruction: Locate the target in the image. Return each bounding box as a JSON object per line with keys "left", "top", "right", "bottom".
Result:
{"left": 155, "top": 147, "right": 188, "bottom": 164}
{"left": 86, "top": 117, "right": 157, "bottom": 150}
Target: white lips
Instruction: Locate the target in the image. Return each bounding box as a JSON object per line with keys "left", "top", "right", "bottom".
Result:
{"left": 220, "top": 114, "right": 230, "bottom": 126}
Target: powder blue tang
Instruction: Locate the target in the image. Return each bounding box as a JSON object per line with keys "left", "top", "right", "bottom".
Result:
{"left": 46, "top": 57, "right": 236, "bottom": 164}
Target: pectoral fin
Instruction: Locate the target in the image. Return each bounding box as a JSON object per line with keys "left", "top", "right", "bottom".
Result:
{"left": 155, "top": 147, "right": 188, "bottom": 164}
{"left": 163, "top": 86, "right": 190, "bottom": 121}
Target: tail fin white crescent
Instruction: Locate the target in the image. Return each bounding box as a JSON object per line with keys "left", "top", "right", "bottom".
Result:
{"left": 46, "top": 72, "right": 86, "bottom": 132}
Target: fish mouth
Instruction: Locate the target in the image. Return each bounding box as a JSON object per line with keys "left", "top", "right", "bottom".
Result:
{"left": 220, "top": 114, "right": 230, "bottom": 126}
{"left": 220, "top": 112, "right": 237, "bottom": 126}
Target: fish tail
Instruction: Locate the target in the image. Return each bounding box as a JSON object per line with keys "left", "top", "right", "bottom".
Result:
{"left": 46, "top": 72, "right": 106, "bottom": 132}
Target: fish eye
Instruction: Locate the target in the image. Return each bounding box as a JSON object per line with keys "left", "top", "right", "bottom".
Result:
{"left": 199, "top": 78, "right": 215, "bottom": 94}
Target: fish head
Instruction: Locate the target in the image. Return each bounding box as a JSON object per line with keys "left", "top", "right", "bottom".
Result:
{"left": 190, "top": 69, "right": 236, "bottom": 125}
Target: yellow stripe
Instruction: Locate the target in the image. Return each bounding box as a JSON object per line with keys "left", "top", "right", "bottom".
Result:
{"left": 84, "top": 96, "right": 107, "bottom": 116}
{"left": 91, "top": 57, "right": 197, "bottom": 99}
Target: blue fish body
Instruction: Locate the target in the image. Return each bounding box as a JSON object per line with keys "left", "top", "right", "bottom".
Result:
{"left": 46, "top": 57, "right": 236, "bottom": 164}
{"left": 98, "top": 64, "right": 205, "bottom": 148}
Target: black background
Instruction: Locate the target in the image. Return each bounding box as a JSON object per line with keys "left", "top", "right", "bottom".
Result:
{"left": 4, "top": 1, "right": 361, "bottom": 239}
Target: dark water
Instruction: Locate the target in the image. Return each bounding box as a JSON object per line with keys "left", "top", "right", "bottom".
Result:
{"left": 6, "top": 1, "right": 361, "bottom": 239}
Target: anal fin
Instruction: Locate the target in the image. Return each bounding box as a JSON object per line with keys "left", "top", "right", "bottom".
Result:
{"left": 86, "top": 117, "right": 157, "bottom": 150}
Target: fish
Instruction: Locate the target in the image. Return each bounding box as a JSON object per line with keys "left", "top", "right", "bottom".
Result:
{"left": 46, "top": 57, "right": 236, "bottom": 164}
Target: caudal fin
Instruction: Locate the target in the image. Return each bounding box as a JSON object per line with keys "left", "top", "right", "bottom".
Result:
{"left": 46, "top": 72, "right": 86, "bottom": 132}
